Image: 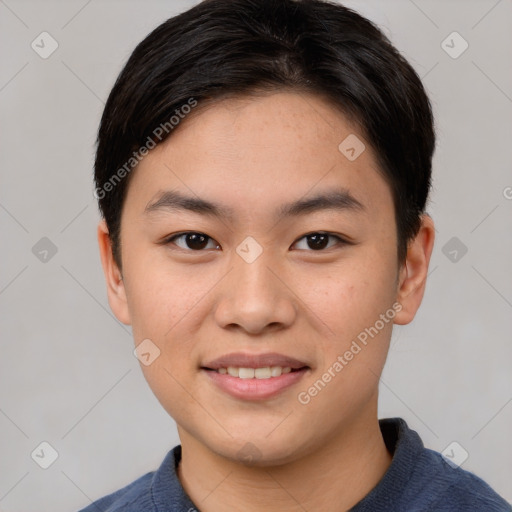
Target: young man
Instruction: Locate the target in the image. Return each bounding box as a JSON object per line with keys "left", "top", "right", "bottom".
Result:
{"left": 81, "top": 0, "right": 510, "bottom": 510}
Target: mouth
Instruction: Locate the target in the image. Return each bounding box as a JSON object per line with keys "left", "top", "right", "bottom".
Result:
{"left": 201, "top": 352, "right": 310, "bottom": 400}
{"left": 203, "top": 366, "right": 303, "bottom": 379}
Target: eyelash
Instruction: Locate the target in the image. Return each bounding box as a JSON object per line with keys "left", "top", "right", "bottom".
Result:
{"left": 161, "top": 231, "right": 351, "bottom": 252}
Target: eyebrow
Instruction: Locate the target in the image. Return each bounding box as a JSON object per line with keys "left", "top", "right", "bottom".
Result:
{"left": 144, "top": 188, "right": 366, "bottom": 220}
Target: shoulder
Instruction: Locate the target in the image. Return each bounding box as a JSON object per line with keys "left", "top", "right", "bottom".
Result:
{"left": 413, "top": 447, "right": 511, "bottom": 511}
{"left": 76, "top": 446, "right": 188, "bottom": 512}
{"left": 77, "top": 471, "right": 155, "bottom": 512}
{"left": 355, "top": 418, "right": 511, "bottom": 512}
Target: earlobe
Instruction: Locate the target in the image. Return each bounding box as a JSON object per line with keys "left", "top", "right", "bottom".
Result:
{"left": 394, "top": 214, "right": 435, "bottom": 325}
{"left": 97, "top": 220, "right": 132, "bottom": 325}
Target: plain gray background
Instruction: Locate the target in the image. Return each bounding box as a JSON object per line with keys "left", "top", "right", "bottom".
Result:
{"left": 1, "top": 0, "right": 511, "bottom": 510}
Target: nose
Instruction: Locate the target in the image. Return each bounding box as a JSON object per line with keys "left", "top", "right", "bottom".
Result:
{"left": 214, "top": 249, "right": 297, "bottom": 335}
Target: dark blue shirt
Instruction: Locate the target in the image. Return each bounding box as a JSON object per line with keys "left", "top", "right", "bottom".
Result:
{"left": 78, "top": 418, "right": 510, "bottom": 511}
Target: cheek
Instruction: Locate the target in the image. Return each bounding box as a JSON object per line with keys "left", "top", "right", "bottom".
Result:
{"left": 138, "top": 356, "right": 203, "bottom": 433}
{"left": 307, "top": 255, "right": 396, "bottom": 330}
{"left": 302, "top": 251, "right": 397, "bottom": 380}
{"left": 122, "top": 250, "right": 207, "bottom": 342}
{"left": 124, "top": 262, "right": 207, "bottom": 421}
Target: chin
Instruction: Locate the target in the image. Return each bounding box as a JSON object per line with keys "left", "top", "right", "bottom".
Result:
{"left": 207, "top": 429, "right": 314, "bottom": 468}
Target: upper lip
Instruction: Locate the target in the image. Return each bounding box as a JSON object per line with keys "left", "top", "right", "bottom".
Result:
{"left": 202, "top": 352, "right": 309, "bottom": 370}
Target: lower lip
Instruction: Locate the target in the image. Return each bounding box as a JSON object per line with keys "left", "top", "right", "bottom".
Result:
{"left": 203, "top": 368, "right": 308, "bottom": 400}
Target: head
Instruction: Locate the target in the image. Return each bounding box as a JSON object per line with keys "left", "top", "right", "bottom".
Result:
{"left": 96, "top": 0, "right": 435, "bottom": 464}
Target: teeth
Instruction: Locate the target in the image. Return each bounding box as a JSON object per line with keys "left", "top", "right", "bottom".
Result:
{"left": 270, "top": 366, "right": 282, "bottom": 377}
{"left": 218, "top": 366, "right": 294, "bottom": 379}
{"left": 255, "top": 367, "right": 271, "bottom": 379}
{"left": 227, "top": 366, "right": 239, "bottom": 377}
{"left": 239, "top": 367, "right": 255, "bottom": 379}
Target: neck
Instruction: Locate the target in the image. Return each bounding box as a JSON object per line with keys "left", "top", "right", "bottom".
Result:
{"left": 176, "top": 408, "right": 392, "bottom": 511}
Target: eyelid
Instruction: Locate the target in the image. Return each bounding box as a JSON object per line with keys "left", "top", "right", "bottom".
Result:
{"left": 161, "top": 231, "right": 352, "bottom": 252}
{"left": 291, "top": 231, "right": 351, "bottom": 250}
{"left": 161, "top": 231, "right": 221, "bottom": 250}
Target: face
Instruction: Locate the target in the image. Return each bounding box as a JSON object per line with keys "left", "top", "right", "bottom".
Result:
{"left": 99, "top": 91, "right": 432, "bottom": 465}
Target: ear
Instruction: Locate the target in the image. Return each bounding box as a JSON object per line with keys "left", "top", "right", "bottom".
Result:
{"left": 97, "top": 220, "right": 132, "bottom": 325}
{"left": 393, "top": 214, "right": 435, "bottom": 325}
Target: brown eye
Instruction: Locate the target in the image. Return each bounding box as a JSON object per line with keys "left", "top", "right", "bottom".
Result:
{"left": 292, "top": 232, "right": 346, "bottom": 251}
{"left": 306, "top": 233, "right": 329, "bottom": 250}
{"left": 167, "top": 232, "right": 220, "bottom": 251}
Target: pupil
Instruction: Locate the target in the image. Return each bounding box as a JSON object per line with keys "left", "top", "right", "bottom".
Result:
{"left": 187, "top": 233, "right": 208, "bottom": 250}
{"left": 308, "top": 233, "right": 328, "bottom": 250}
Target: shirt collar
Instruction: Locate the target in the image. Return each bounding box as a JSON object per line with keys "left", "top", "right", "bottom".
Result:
{"left": 149, "top": 418, "right": 423, "bottom": 511}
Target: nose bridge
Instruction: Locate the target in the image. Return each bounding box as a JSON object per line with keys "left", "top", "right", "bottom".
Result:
{"left": 232, "top": 241, "right": 280, "bottom": 308}
{"left": 232, "top": 234, "right": 276, "bottom": 294}
{"left": 214, "top": 241, "right": 296, "bottom": 333}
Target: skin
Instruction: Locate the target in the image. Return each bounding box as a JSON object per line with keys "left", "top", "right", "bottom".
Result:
{"left": 98, "top": 91, "right": 435, "bottom": 511}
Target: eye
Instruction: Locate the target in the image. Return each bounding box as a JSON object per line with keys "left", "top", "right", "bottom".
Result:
{"left": 292, "top": 232, "right": 348, "bottom": 251}
{"left": 165, "top": 232, "right": 220, "bottom": 251}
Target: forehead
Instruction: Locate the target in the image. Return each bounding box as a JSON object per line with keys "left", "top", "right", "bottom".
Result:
{"left": 123, "top": 91, "right": 392, "bottom": 222}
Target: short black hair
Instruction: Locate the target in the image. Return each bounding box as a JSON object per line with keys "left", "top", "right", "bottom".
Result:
{"left": 94, "top": 0, "right": 435, "bottom": 269}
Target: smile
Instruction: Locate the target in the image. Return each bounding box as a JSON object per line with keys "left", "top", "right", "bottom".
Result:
{"left": 202, "top": 367, "right": 309, "bottom": 400}
{"left": 216, "top": 366, "right": 292, "bottom": 379}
